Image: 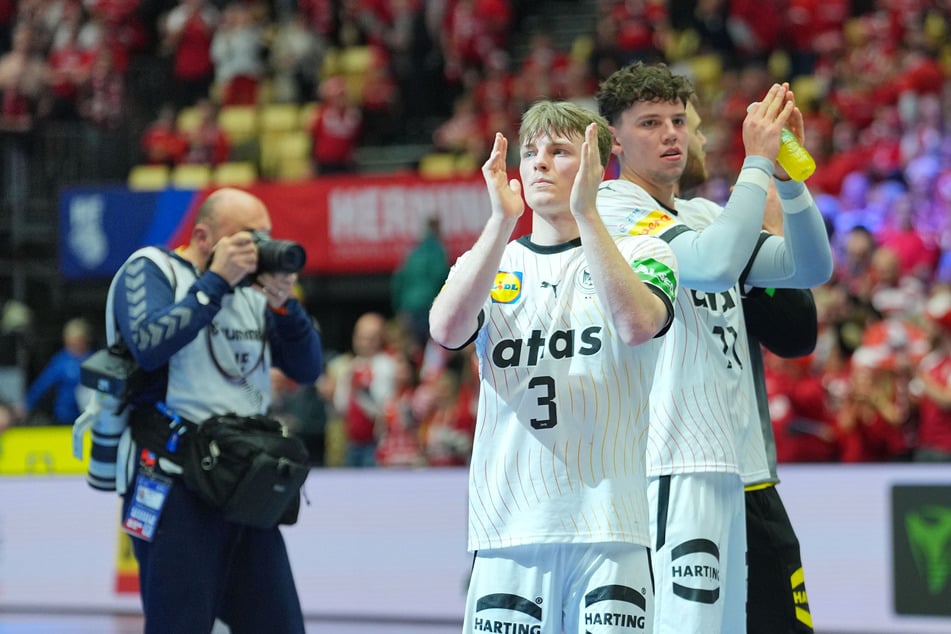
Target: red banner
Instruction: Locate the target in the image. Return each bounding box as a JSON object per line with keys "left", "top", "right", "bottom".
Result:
{"left": 169, "top": 173, "right": 532, "bottom": 275}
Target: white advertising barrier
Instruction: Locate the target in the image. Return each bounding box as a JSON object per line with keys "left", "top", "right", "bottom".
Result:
{"left": 1, "top": 465, "right": 950, "bottom": 633}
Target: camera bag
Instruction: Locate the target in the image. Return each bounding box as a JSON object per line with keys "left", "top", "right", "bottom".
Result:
{"left": 180, "top": 413, "right": 310, "bottom": 529}
{"left": 131, "top": 409, "right": 310, "bottom": 529}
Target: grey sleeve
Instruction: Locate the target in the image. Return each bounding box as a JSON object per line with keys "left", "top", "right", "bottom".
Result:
{"left": 744, "top": 180, "right": 834, "bottom": 288}
{"left": 668, "top": 156, "right": 773, "bottom": 292}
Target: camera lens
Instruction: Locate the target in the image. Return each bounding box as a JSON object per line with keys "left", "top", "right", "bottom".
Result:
{"left": 259, "top": 239, "right": 306, "bottom": 274}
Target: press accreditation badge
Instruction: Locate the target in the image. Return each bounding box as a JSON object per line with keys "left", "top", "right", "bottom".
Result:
{"left": 122, "top": 472, "right": 171, "bottom": 542}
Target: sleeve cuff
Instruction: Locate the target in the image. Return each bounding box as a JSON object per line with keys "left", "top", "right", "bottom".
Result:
{"left": 774, "top": 180, "right": 813, "bottom": 214}
{"left": 736, "top": 156, "right": 774, "bottom": 191}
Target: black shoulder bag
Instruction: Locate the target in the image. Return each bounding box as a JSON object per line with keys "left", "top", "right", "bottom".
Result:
{"left": 179, "top": 412, "right": 311, "bottom": 529}
{"left": 132, "top": 408, "right": 310, "bottom": 529}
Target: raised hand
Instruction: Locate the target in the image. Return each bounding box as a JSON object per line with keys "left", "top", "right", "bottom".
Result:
{"left": 208, "top": 231, "right": 258, "bottom": 287}
{"left": 570, "top": 122, "right": 605, "bottom": 220}
{"left": 742, "top": 83, "right": 793, "bottom": 165}
{"left": 481, "top": 132, "right": 524, "bottom": 221}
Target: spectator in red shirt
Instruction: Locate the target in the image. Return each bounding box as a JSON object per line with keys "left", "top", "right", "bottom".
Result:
{"left": 182, "top": 98, "right": 230, "bottom": 165}
{"left": 913, "top": 290, "right": 951, "bottom": 461}
{"left": 836, "top": 344, "right": 913, "bottom": 462}
{"left": 332, "top": 312, "right": 397, "bottom": 467}
{"left": 610, "top": 0, "right": 669, "bottom": 63}
{"left": 877, "top": 190, "right": 938, "bottom": 281}
{"left": 0, "top": 23, "right": 49, "bottom": 134}
{"left": 161, "top": 0, "right": 218, "bottom": 109}
{"left": 141, "top": 104, "right": 188, "bottom": 166}
{"left": 375, "top": 351, "right": 425, "bottom": 468}
{"left": 419, "top": 355, "right": 475, "bottom": 467}
{"left": 45, "top": 2, "right": 95, "bottom": 121}
{"left": 310, "top": 75, "right": 362, "bottom": 174}
{"left": 765, "top": 352, "right": 838, "bottom": 463}
{"left": 78, "top": 47, "right": 124, "bottom": 131}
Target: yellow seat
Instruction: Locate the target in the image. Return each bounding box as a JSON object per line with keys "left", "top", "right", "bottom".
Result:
{"left": 212, "top": 161, "right": 258, "bottom": 186}
{"left": 274, "top": 132, "right": 312, "bottom": 181}
{"left": 339, "top": 45, "right": 374, "bottom": 75}
{"left": 258, "top": 130, "right": 284, "bottom": 179}
{"left": 170, "top": 163, "right": 212, "bottom": 189}
{"left": 259, "top": 130, "right": 311, "bottom": 179}
{"left": 298, "top": 102, "right": 320, "bottom": 129}
{"left": 218, "top": 105, "right": 259, "bottom": 145}
{"left": 259, "top": 103, "right": 300, "bottom": 133}
{"left": 280, "top": 130, "right": 311, "bottom": 160}
{"left": 689, "top": 54, "right": 723, "bottom": 94}
{"left": 176, "top": 106, "right": 202, "bottom": 135}
{"left": 127, "top": 164, "right": 170, "bottom": 191}
{"left": 455, "top": 152, "right": 478, "bottom": 175}
{"left": 320, "top": 48, "right": 342, "bottom": 78}
{"left": 276, "top": 155, "right": 313, "bottom": 181}
{"left": 419, "top": 153, "right": 457, "bottom": 179}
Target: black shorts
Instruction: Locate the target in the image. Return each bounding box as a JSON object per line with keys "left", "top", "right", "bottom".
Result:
{"left": 745, "top": 485, "right": 814, "bottom": 634}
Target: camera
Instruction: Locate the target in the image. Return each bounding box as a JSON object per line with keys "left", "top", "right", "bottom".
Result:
{"left": 80, "top": 342, "right": 146, "bottom": 403}
{"left": 237, "top": 231, "right": 306, "bottom": 287}
{"left": 251, "top": 230, "right": 306, "bottom": 276}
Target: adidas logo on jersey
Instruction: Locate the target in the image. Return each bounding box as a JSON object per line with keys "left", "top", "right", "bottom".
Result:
{"left": 491, "top": 326, "right": 603, "bottom": 368}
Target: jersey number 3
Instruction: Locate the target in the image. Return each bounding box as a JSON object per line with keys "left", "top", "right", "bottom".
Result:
{"left": 529, "top": 376, "right": 557, "bottom": 429}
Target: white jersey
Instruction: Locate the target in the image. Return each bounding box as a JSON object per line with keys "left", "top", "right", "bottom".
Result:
{"left": 598, "top": 180, "right": 767, "bottom": 481}
{"left": 462, "top": 234, "right": 678, "bottom": 552}
{"left": 674, "top": 196, "right": 772, "bottom": 485}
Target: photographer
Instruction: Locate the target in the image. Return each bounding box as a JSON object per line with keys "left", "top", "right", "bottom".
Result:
{"left": 109, "top": 188, "right": 322, "bottom": 633}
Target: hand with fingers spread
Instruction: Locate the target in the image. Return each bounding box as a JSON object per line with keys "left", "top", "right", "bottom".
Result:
{"left": 481, "top": 132, "right": 524, "bottom": 222}
{"left": 569, "top": 122, "right": 605, "bottom": 222}
{"left": 742, "top": 83, "right": 793, "bottom": 165}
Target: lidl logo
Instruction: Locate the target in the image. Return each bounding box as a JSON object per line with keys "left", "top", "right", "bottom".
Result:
{"left": 629, "top": 210, "right": 676, "bottom": 237}
{"left": 492, "top": 271, "right": 523, "bottom": 304}
{"left": 892, "top": 485, "right": 951, "bottom": 616}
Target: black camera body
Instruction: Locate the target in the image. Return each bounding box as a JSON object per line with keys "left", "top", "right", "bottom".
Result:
{"left": 240, "top": 231, "right": 306, "bottom": 287}
{"left": 80, "top": 342, "right": 147, "bottom": 403}
{"left": 251, "top": 230, "right": 306, "bottom": 275}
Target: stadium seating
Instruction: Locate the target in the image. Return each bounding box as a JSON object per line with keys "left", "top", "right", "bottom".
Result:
{"left": 212, "top": 161, "right": 258, "bottom": 186}
{"left": 127, "top": 164, "right": 170, "bottom": 191}
{"left": 170, "top": 163, "right": 212, "bottom": 189}
{"left": 418, "top": 153, "right": 457, "bottom": 179}
{"left": 218, "top": 105, "right": 259, "bottom": 146}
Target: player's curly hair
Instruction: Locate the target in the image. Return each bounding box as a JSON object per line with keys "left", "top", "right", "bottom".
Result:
{"left": 518, "top": 100, "right": 613, "bottom": 167}
{"left": 596, "top": 62, "right": 695, "bottom": 126}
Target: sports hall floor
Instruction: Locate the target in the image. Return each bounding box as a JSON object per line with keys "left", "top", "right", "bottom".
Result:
{"left": 0, "top": 613, "right": 461, "bottom": 633}
{"left": 0, "top": 613, "right": 900, "bottom": 634}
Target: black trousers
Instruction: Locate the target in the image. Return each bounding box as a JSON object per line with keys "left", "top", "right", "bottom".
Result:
{"left": 745, "top": 485, "right": 814, "bottom": 634}
{"left": 122, "top": 461, "right": 305, "bottom": 634}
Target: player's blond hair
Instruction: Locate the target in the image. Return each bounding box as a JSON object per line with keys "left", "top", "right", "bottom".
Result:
{"left": 519, "top": 100, "right": 613, "bottom": 167}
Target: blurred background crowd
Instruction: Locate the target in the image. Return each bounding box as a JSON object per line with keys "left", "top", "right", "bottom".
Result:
{"left": 1, "top": 0, "right": 951, "bottom": 467}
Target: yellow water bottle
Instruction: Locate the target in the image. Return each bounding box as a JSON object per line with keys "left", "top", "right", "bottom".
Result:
{"left": 776, "top": 127, "right": 816, "bottom": 182}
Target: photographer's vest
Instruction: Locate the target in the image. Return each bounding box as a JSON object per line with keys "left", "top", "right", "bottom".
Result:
{"left": 108, "top": 247, "right": 272, "bottom": 422}
{"left": 108, "top": 247, "right": 272, "bottom": 489}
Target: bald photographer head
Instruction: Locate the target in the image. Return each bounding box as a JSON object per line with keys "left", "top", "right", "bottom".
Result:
{"left": 182, "top": 187, "right": 297, "bottom": 309}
